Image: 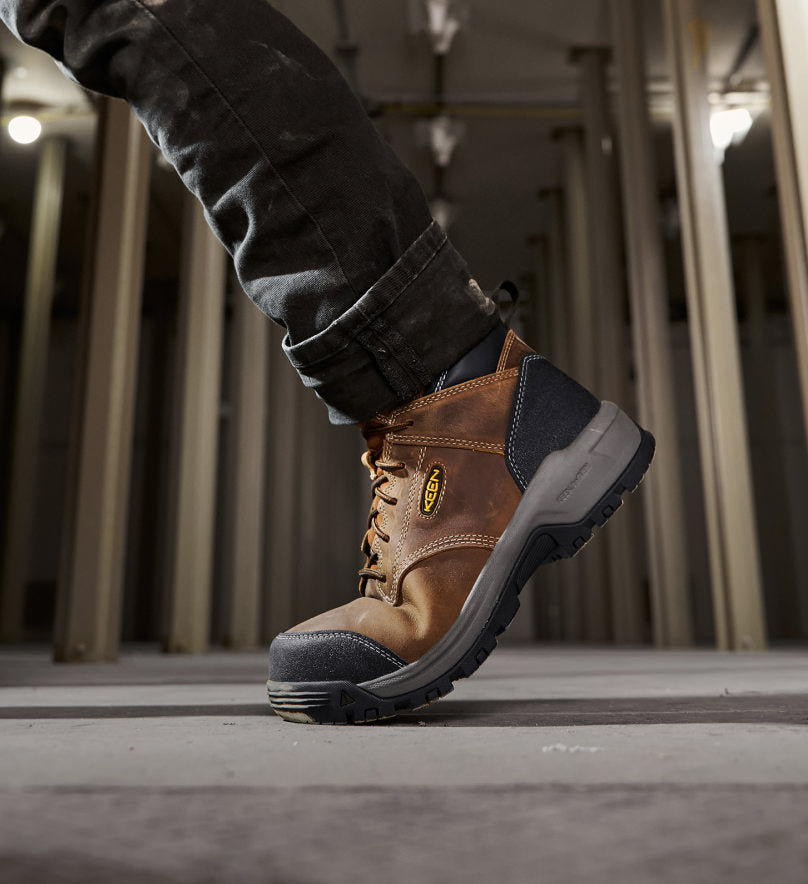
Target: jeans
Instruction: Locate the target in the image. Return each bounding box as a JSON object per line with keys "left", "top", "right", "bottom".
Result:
{"left": 0, "top": 0, "right": 499, "bottom": 423}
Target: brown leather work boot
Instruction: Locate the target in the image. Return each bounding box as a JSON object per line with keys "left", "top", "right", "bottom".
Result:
{"left": 268, "top": 322, "right": 654, "bottom": 723}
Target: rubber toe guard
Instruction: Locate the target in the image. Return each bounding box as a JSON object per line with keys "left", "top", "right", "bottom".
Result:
{"left": 268, "top": 629, "right": 407, "bottom": 685}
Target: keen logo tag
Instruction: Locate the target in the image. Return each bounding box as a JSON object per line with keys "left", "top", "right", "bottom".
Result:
{"left": 420, "top": 465, "right": 444, "bottom": 517}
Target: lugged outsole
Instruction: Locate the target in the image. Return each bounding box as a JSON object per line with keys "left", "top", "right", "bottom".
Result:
{"left": 268, "top": 427, "right": 655, "bottom": 725}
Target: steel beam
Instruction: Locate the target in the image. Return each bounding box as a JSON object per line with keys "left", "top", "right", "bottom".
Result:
{"left": 54, "top": 103, "right": 151, "bottom": 662}
{"left": 737, "top": 235, "right": 799, "bottom": 638}
{"left": 575, "top": 47, "right": 645, "bottom": 644}
{"left": 1, "top": 138, "right": 66, "bottom": 642}
{"left": 262, "top": 322, "right": 301, "bottom": 641}
{"left": 163, "top": 194, "right": 226, "bottom": 654}
{"left": 757, "top": 0, "right": 808, "bottom": 455}
{"left": 557, "top": 127, "right": 606, "bottom": 642}
{"left": 221, "top": 291, "right": 270, "bottom": 648}
{"left": 663, "top": 0, "right": 766, "bottom": 650}
{"left": 611, "top": 0, "right": 693, "bottom": 646}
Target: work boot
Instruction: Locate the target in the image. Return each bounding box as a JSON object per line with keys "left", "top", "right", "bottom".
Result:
{"left": 268, "top": 322, "right": 654, "bottom": 723}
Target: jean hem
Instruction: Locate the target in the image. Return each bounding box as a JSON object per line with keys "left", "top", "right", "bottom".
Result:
{"left": 283, "top": 220, "right": 499, "bottom": 423}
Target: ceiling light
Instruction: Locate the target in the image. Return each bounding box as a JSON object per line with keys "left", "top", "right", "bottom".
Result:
{"left": 429, "top": 196, "right": 456, "bottom": 231}
{"left": 709, "top": 107, "right": 752, "bottom": 159}
{"left": 8, "top": 114, "right": 42, "bottom": 144}
{"left": 416, "top": 114, "right": 466, "bottom": 166}
{"left": 410, "top": 0, "right": 469, "bottom": 55}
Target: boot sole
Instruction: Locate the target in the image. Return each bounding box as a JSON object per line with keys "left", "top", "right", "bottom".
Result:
{"left": 268, "top": 401, "right": 654, "bottom": 724}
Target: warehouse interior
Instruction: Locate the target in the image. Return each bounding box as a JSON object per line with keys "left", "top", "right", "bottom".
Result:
{"left": 1, "top": 1, "right": 807, "bottom": 881}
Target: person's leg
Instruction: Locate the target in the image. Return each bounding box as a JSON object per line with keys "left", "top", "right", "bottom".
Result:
{"left": 1, "top": 0, "right": 655, "bottom": 724}
{"left": 0, "top": 0, "right": 498, "bottom": 423}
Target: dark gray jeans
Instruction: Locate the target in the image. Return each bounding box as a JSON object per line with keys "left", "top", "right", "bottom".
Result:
{"left": 0, "top": 0, "right": 499, "bottom": 423}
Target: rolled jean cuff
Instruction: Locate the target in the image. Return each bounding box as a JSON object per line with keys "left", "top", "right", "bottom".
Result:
{"left": 283, "top": 221, "right": 499, "bottom": 425}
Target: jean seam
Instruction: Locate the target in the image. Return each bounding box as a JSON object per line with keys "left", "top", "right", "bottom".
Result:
{"left": 130, "top": 0, "right": 356, "bottom": 299}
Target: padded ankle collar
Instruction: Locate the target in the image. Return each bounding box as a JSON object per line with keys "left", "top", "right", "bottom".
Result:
{"left": 425, "top": 322, "right": 508, "bottom": 394}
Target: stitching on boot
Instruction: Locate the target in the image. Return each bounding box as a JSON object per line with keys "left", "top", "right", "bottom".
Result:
{"left": 433, "top": 369, "right": 449, "bottom": 393}
{"left": 280, "top": 631, "right": 405, "bottom": 668}
{"left": 391, "top": 368, "right": 520, "bottom": 417}
{"left": 506, "top": 354, "right": 542, "bottom": 490}
{"left": 496, "top": 330, "right": 516, "bottom": 372}
{"left": 392, "top": 533, "right": 500, "bottom": 595}
{"left": 389, "top": 434, "right": 505, "bottom": 454}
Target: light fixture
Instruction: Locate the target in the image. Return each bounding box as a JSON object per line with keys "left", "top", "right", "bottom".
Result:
{"left": 415, "top": 114, "right": 466, "bottom": 166}
{"left": 709, "top": 106, "right": 752, "bottom": 161}
{"left": 429, "top": 196, "right": 455, "bottom": 231}
{"left": 409, "top": 0, "right": 469, "bottom": 55}
{"left": 8, "top": 114, "right": 42, "bottom": 144}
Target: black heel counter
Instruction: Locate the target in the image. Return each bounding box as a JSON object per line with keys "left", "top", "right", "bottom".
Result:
{"left": 505, "top": 355, "right": 600, "bottom": 491}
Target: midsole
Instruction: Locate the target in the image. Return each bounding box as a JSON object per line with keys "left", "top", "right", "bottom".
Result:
{"left": 361, "top": 401, "right": 640, "bottom": 699}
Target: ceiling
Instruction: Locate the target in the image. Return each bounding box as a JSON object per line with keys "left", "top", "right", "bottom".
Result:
{"left": 0, "top": 0, "right": 774, "bottom": 314}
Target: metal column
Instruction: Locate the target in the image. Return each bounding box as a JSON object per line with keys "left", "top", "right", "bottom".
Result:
{"left": 542, "top": 189, "right": 571, "bottom": 374}
{"left": 53, "top": 102, "right": 151, "bottom": 662}
{"left": 1, "top": 138, "right": 66, "bottom": 642}
{"left": 557, "top": 127, "right": 604, "bottom": 642}
{"left": 163, "top": 194, "right": 226, "bottom": 654}
{"left": 293, "top": 389, "right": 363, "bottom": 627}
{"left": 263, "top": 322, "right": 301, "bottom": 640}
{"left": 757, "top": 0, "right": 808, "bottom": 452}
{"left": 574, "top": 48, "right": 630, "bottom": 409}
{"left": 558, "top": 129, "right": 597, "bottom": 394}
{"left": 529, "top": 235, "right": 550, "bottom": 357}
{"left": 737, "top": 235, "right": 798, "bottom": 637}
{"left": 575, "top": 47, "right": 645, "bottom": 644}
{"left": 663, "top": 0, "right": 767, "bottom": 650}
{"left": 221, "top": 292, "right": 270, "bottom": 648}
{"left": 535, "top": 189, "right": 575, "bottom": 640}
{"left": 611, "top": 0, "right": 693, "bottom": 646}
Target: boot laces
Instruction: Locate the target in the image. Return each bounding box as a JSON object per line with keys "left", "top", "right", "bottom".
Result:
{"left": 358, "top": 419, "right": 413, "bottom": 594}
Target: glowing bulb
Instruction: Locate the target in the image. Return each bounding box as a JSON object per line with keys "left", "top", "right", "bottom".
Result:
{"left": 8, "top": 115, "right": 42, "bottom": 144}
{"left": 710, "top": 107, "right": 752, "bottom": 151}
{"left": 429, "top": 196, "right": 455, "bottom": 231}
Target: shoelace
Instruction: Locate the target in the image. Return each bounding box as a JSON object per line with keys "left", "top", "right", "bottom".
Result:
{"left": 357, "top": 418, "right": 413, "bottom": 594}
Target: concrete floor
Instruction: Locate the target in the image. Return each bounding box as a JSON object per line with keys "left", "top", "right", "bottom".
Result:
{"left": 1, "top": 644, "right": 807, "bottom": 883}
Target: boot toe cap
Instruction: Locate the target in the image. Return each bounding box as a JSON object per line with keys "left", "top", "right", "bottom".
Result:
{"left": 269, "top": 629, "right": 407, "bottom": 684}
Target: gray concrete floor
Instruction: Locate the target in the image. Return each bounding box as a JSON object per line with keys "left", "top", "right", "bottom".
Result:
{"left": 1, "top": 644, "right": 807, "bottom": 883}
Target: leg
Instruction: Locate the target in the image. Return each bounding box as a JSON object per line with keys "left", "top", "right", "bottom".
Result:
{"left": 1, "top": 0, "right": 655, "bottom": 723}
{"left": 1, "top": 0, "right": 498, "bottom": 423}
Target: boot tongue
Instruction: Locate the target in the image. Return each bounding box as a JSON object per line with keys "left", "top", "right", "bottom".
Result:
{"left": 363, "top": 428, "right": 386, "bottom": 455}
{"left": 425, "top": 321, "right": 508, "bottom": 394}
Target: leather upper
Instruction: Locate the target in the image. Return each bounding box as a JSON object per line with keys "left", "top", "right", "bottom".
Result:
{"left": 286, "top": 330, "right": 535, "bottom": 664}
{"left": 372, "top": 368, "right": 523, "bottom": 604}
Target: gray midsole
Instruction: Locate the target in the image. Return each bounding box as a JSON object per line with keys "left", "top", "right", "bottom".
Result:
{"left": 362, "top": 401, "right": 640, "bottom": 699}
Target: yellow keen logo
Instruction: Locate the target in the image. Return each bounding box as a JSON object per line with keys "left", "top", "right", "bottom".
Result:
{"left": 420, "top": 465, "right": 445, "bottom": 516}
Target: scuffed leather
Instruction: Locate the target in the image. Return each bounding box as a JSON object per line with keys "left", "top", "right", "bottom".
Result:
{"left": 496, "top": 330, "right": 534, "bottom": 372}
{"left": 289, "top": 549, "right": 494, "bottom": 663}
{"left": 287, "top": 330, "right": 533, "bottom": 665}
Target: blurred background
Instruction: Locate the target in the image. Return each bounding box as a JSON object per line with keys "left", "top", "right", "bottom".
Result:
{"left": 1, "top": 0, "right": 807, "bottom": 661}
